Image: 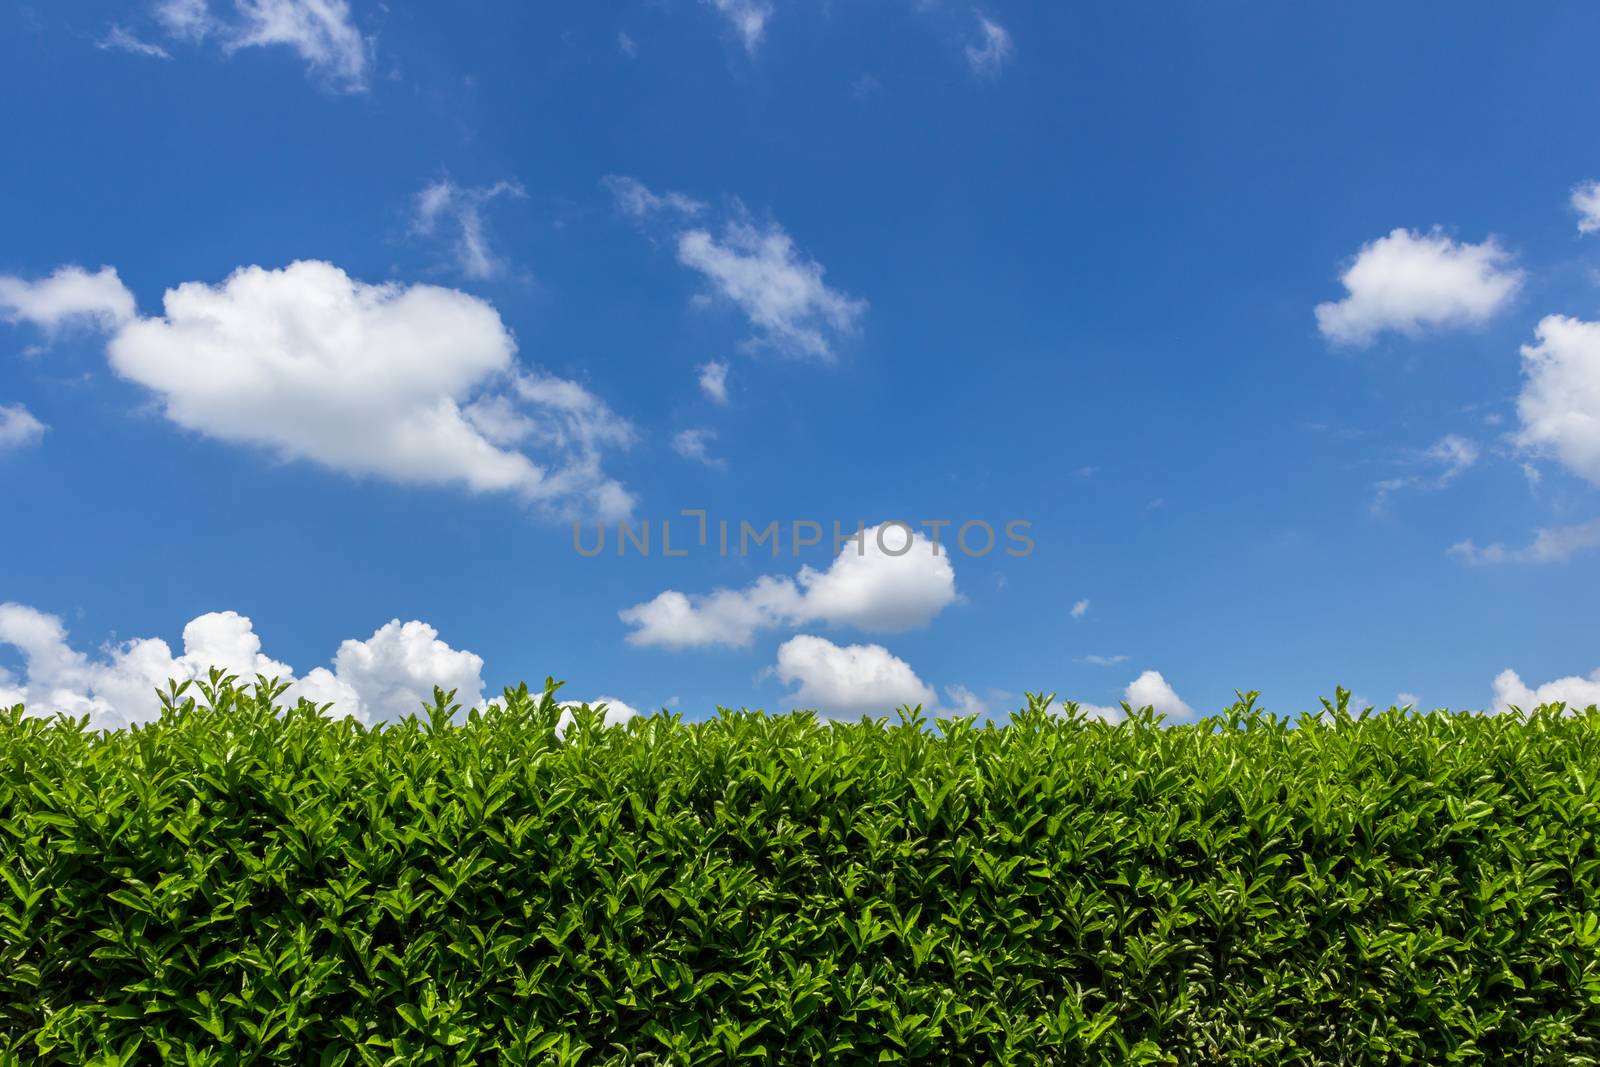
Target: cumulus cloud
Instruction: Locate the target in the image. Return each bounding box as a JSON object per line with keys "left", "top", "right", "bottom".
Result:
{"left": 965, "top": 15, "right": 1012, "bottom": 77}
{"left": 1448, "top": 518, "right": 1600, "bottom": 565}
{"left": 0, "top": 404, "right": 46, "bottom": 451}
{"left": 672, "top": 427, "right": 725, "bottom": 468}
{"left": 608, "top": 177, "right": 865, "bottom": 360}
{"left": 1573, "top": 181, "right": 1600, "bottom": 235}
{"left": 774, "top": 635, "right": 936, "bottom": 717}
{"left": 150, "top": 0, "right": 371, "bottom": 90}
{"left": 0, "top": 604, "right": 492, "bottom": 728}
{"left": 1516, "top": 315, "right": 1600, "bottom": 487}
{"left": 411, "top": 178, "right": 527, "bottom": 280}
{"left": 1069, "top": 598, "right": 1089, "bottom": 619}
{"left": 1314, "top": 229, "right": 1522, "bottom": 346}
{"left": 555, "top": 695, "right": 642, "bottom": 734}
{"left": 620, "top": 522, "right": 960, "bottom": 648}
{"left": 1372, "top": 433, "right": 1479, "bottom": 511}
{"left": 1073, "top": 670, "right": 1194, "bottom": 722}
{"left": 698, "top": 360, "right": 730, "bottom": 404}
{"left": 104, "top": 260, "right": 634, "bottom": 518}
{"left": 0, "top": 265, "right": 136, "bottom": 333}
{"left": 703, "top": 0, "right": 772, "bottom": 53}
{"left": 1492, "top": 666, "right": 1600, "bottom": 714}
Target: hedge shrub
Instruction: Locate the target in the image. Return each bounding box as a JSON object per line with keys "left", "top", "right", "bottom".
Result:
{"left": 2, "top": 677, "right": 1598, "bottom": 1064}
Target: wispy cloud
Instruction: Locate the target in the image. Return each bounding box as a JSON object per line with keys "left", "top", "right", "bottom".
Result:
{"left": 411, "top": 178, "right": 527, "bottom": 281}
{"left": 965, "top": 14, "right": 1013, "bottom": 78}
{"left": 607, "top": 176, "right": 866, "bottom": 360}
{"left": 704, "top": 0, "right": 773, "bottom": 54}
{"left": 1371, "top": 434, "right": 1478, "bottom": 512}
{"left": 143, "top": 0, "right": 372, "bottom": 91}
{"left": 672, "top": 427, "right": 726, "bottom": 469}
{"left": 1449, "top": 518, "right": 1600, "bottom": 565}
{"left": 97, "top": 25, "right": 172, "bottom": 59}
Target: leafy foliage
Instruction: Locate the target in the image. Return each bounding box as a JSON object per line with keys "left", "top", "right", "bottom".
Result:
{"left": 2, "top": 677, "right": 1598, "bottom": 1064}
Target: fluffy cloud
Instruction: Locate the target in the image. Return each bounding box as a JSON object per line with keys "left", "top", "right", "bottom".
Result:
{"left": 704, "top": 0, "right": 772, "bottom": 53}
{"left": 105, "top": 260, "right": 634, "bottom": 518}
{"left": 1314, "top": 229, "right": 1522, "bottom": 345}
{"left": 0, "top": 603, "right": 488, "bottom": 727}
{"left": 1070, "top": 598, "right": 1089, "bottom": 619}
{"left": 1573, "top": 181, "right": 1600, "bottom": 235}
{"left": 1449, "top": 518, "right": 1600, "bottom": 565}
{"left": 0, "top": 404, "right": 46, "bottom": 451}
{"left": 411, "top": 178, "right": 526, "bottom": 280}
{"left": 1074, "top": 670, "right": 1194, "bottom": 722}
{"left": 620, "top": 523, "right": 960, "bottom": 648}
{"left": 0, "top": 265, "right": 136, "bottom": 333}
{"left": 965, "top": 15, "right": 1013, "bottom": 78}
{"left": 1492, "top": 666, "right": 1600, "bottom": 714}
{"left": 774, "top": 635, "right": 936, "bottom": 718}
{"left": 1515, "top": 315, "right": 1600, "bottom": 487}
{"left": 608, "top": 178, "right": 866, "bottom": 360}
{"left": 555, "top": 695, "right": 641, "bottom": 734}
{"left": 698, "top": 360, "right": 730, "bottom": 404}
{"left": 151, "top": 0, "right": 371, "bottom": 91}
{"left": 1372, "top": 433, "right": 1479, "bottom": 511}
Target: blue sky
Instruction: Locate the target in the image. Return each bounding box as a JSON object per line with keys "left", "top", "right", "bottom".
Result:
{"left": 3, "top": 0, "right": 1600, "bottom": 726}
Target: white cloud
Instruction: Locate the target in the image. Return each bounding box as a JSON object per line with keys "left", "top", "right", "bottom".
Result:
{"left": 104, "top": 260, "right": 633, "bottom": 518}
{"left": 555, "top": 695, "right": 641, "bottom": 734}
{"left": 411, "top": 178, "right": 526, "bottom": 281}
{"left": 618, "top": 31, "right": 637, "bottom": 58}
{"left": 1397, "top": 691, "right": 1421, "bottom": 708}
{"left": 940, "top": 684, "right": 987, "bottom": 717}
{"left": 306, "top": 619, "right": 485, "bottom": 719}
{"left": 98, "top": 25, "right": 172, "bottom": 58}
{"left": 144, "top": 0, "right": 368, "bottom": 89}
{"left": 0, "top": 404, "right": 46, "bottom": 451}
{"left": 1516, "top": 315, "right": 1600, "bottom": 487}
{"left": 147, "top": 0, "right": 370, "bottom": 90}
{"left": 608, "top": 178, "right": 864, "bottom": 360}
{"left": 154, "top": 0, "right": 211, "bottom": 39}
{"left": 1077, "top": 653, "right": 1128, "bottom": 666}
{"left": 1573, "top": 180, "right": 1600, "bottom": 235}
{"left": 1492, "top": 666, "right": 1600, "bottom": 714}
{"left": 1073, "top": 670, "right": 1194, "bottom": 722}
{"left": 1448, "top": 518, "right": 1600, "bottom": 565}
{"left": 1314, "top": 228, "right": 1522, "bottom": 345}
{"left": 603, "top": 175, "right": 705, "bottom": 219}
{"left": 698, "top": 360, "right": 730, "bottom": 404}
{"left": 677, "top": 218, "right": 866, "bottom": 360}
{"left": 0, "top": 604, "right": 491, "bottom": 728}
{"left": 1069, "top": 598, "right": 1089, "bottom": 619}
{"left": 620, "top": 522, "right": 959, "bottom": 648}
{"left": 775, "top": 635, "right": 936, "bottom": 718}
{"left": 1372, "top": 433, "right": 1479, "bottom": 511}
{"left": 965, "top": 15, "right": 1012, "bottom": 78}
{"left": 704, "top": 0, "right": 772, "bottom": 53}
{"left": 672, "top": 427, "right": 725, "bottom": 468}
{"left": 0, "top": 265, "right": 137, "bottom": 333}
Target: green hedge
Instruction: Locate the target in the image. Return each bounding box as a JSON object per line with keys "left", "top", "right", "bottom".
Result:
{"left": 2, "top": 678, "right": 1599, "bottom": 1065}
